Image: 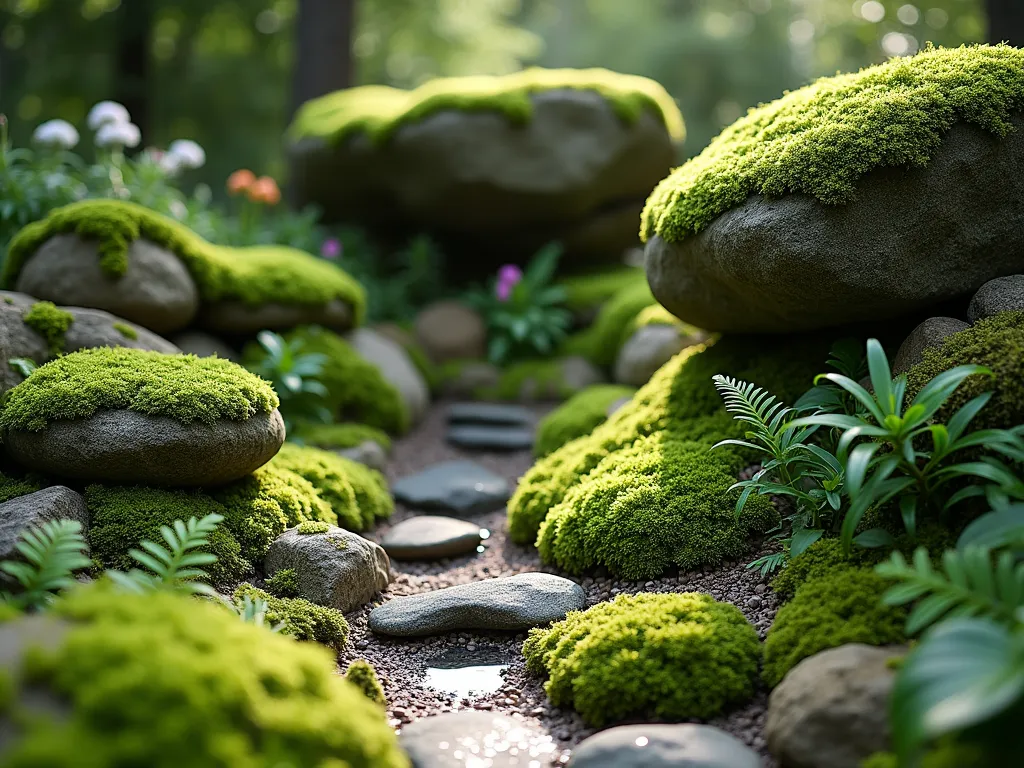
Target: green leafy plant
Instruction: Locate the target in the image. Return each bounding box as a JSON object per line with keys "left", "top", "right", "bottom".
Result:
{"left": 465, "top": 243, "right": 573, "bottom": 365}
{"left": 8, "top": 357, "right": 37, "bottom": 378}
{"left": 0, "top": 519, "right": 91, "bottom": 610}
{"left": 789, "top": 339, "right": 1024, "bottom": 552}
{"left": 793, "top": 337, "right": 868, "bottom": 419}
{"left": 232, "top": 592, "right": 285, "bottom": 632}
{"left": 106, "top": 513, "right": 224, "bottom": 597}
{"left": 245, "top": 330, "right": 331, "bottom": 432}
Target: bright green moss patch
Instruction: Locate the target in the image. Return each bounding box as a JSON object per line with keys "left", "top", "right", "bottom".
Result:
{"left": 295, "top": 421, "right": 392, "bottom": 451}
{"left": 558, "top": 266, "right": 648, "bottom": 312}
{"left": 763, "top": 568, "right": 908, "bottom": 687}
{"left": 4, "top": 200, "right": 366, "bottom": 320}
{"left": 86, "top": 484, "right": 250, "bottom": 585}
{"left": 863, "top": 743, "right": 991, "bottom": 768}
{"left": 265, "top": 567, "right": 299, "bottom": 597}
{"left": 523, "top": 592, "right": 759, "bottom": 726}
{"left": 111, "top": 321, "right": 138, "bottom": 340}
{"left": 345, "top": 660, "right": 386, "bottom": 706}
{"left": 22, "top": 301, "right": 73, "bottom": 356}
{"left": 641, "top": 44, "right": 1024, "bottom": 245}
{"left": 0, "top": 586, "right": 407, "bottom": 767}
{"left": 535, "top": 384, "right": 635, "bottom": 457}
{"left": 233, "top": 584, "right": 348, "bottom": 650}
{"left": 906, "top": 310, "right": 1024, "bottom": 431}
{"left": 331, "top": 454, "right": 394, "bottom": 529}
{"left": 291, "top": 67, "right": 684, "bottom": 146}
{"left": 563, "top": 280, "right": 657, "bottom": 367}
{"left": 0, "top": 347, "right": 278, "bottom": 433}
{"left": 475, "top": 359, "right": 573, "bottom": 402}
{"left": 297, "top": 520, "right": 331, "bottom": 535}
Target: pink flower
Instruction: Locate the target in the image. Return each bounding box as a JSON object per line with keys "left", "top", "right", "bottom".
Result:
{"left": 321, "top": 238, "right": 342, "bottom": 259}
{"left": 495, "top": 263, "right": 523, "bottom": 302}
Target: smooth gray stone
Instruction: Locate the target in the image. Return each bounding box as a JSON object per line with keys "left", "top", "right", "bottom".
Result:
{"left": 400, "top": 712, "right": 557, "bottom": 768}
{"left": 568, "top": 724, "right": 762, "bottom": 768}
{"left": 892, "top": 316, "right": 969, "bottom": 375}
{"left": 0, "top": 487, "right": 89, "bottom": 562}
{"left": 369, "top": 572, "right": 585, "bottom": 636}
{"left": 380, "top": 516, "right": 484, "bottom": 561}
{"left": 447, "top": 402, "right": 533, "bottom": 427}
{"left": 392, "top": 460, "right": 510, "bottom": 515}
{"left": 968, "top": 274, "right": 1024, "bottom": 322}
{"left": 335, "top": 439, "right": 388, "bottom": 472}
{"left": 446, "top": 425, "right": 533, "bottom": 451}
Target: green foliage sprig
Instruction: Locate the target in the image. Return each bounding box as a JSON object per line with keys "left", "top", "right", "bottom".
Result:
{"left": 0, "top": 519, "right": 91, "bottom": 610}
{"left": 246, "top": 330, "right": 331, "bottom": 433}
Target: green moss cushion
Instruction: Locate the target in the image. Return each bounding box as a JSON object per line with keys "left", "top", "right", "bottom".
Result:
{"left": 294, "top": 422, "right": 392, "bottom": 452}
{"left": 345, "top": 660, "right": 386, "bottom": 706}
{"left": 4, "top": 199, "right": 366, "bottom": 322}
{"left": 0, "top": 347, "right": 278, "bottom": 433}
{"left": 559, "top": 266, "right": 649, "bottom": 314}
{"left": 641, "top": 44, "right": 1024, "bottom": 245}
{"left": 290, "top": 67, "right": 684, "bottom": 146}
{"left": 561, "top": 280, "right": 657, "bottom": 367}
{"left": 763, "top": 568, "right": 908, "bottom": 688}
{"left": 22, "top": 301, "right": 74, "bottom": 356}
{"left": 534, "top": 384, "right": 636, "bottom": 457}
{"left": 233, "top": 584, "right": 348, "bottom": 650}
{"left": 0, "top": 470, "right": 42, "bottom": 504}
{"left": 0, "top": 586, "right": 407, "bottom": 767}
{"left": 906, "top": 309, "right": 1024, "bottom": 431}
{"left": 523, "top": 592, "right": 760, "bottom": 726}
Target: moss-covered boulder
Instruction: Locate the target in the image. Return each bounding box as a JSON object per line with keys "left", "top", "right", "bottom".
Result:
{"left": 0, "top": 586, "right": 408, "bottom": 767}
{"left": 4, "top": 200, "right": 365, "bottom": 335}
{"left": 288, "top": 68, "right": 684, "bottom": 269}
{"left": 0, "top": 347, "right": 284, "bottom": 486}
{"left": 643, "top": 44, "right": 1024, "bottom": 333}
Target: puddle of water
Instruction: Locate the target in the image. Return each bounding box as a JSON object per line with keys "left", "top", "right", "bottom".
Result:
{"left": 423, "top": 646, "right": 509, "bottom": 700}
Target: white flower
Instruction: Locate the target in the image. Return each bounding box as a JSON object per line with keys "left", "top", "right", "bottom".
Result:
{"left": 157, "top": 151, "right": 182, "bottom": 174}
{"left": 95, "top": 121, "right": 141, "bottom": 149}
{"left": 87, "top": 100, "right": 131, "bottom": 131}
{"left": 167, "top": 139, "right": 205, "bottom": 170}
{"left": 32, "top": 119, "right": 79, "bottom": 150}
{"left": 167, "top": 199, "right": 188, "bottom": 220}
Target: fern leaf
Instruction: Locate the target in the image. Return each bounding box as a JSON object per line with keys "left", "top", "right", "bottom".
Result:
{"left": 0, "top": 519, "right": 90, "bottom": 610}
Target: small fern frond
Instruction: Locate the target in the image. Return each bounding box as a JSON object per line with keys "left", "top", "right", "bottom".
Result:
{"left": 233, "top": 594, "right": 285, "bottom": 633}
{"left": 109, "top": 513, "right": 223, "bottom": 597}
{"left": 0, "top": 519, "right": 90, "bottom": 610}
{"left": 877, "top": 546, "right": 1024, "bottom": 635}
{"left": 713, "top": 375, "right": 792, "bottom": 453}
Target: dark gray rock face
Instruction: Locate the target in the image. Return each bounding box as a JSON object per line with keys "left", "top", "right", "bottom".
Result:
{"left": 368, "top": 572, "right": 586, "bottom": 636}
{"left": 264, "top": 525, "right": 391, "bottom": 612}
{"left": 446, "top": 426, "right": 534, "bottom": 452}
{"left": 567, "top": 724, "right": 762, "bottom": 768}
{"left": 393, "top": 461, "right": 510, "bottom": 515}
{"left": 291, "top": 89, "right": 677, "bottom": 269}
{"left": 3, "top": 408, "right": 285, "bottom": 487}
{"left": 646, "top": 119, "right": 1024, "bottom": 333}
{"left": 892, "top": 316, "right": 970, "bottom": 375}
{"left": 379, "top": 516, "right": 484, "bottom": 561}
{"left": 399, "top": 712, "right": 557, "bottom": 768}
{"left": 968, "top": 274, "right": 1024, "bottom": 322}
{"left": 447, "top": 403, "right": 533, "bottom": 427}
{"left": 199, "top": 298, "right": 353, "bottom": 335}
{"left": 0, "top": 487, "right": 89, "bottom": 562}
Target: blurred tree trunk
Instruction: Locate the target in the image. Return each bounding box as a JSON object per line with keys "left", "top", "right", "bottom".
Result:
{"left": 114, "top": 0, "right": 153, "bottom": 139}
{"left": 987, "top": 0, "right": 1024, "bottom": 45}
{"left": 290, "top": 0, "right": 356, "bottom": 116}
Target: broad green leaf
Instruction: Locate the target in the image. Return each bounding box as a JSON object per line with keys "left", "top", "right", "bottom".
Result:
{"left": 958, "top": 506, "right": 1024, "bottom": 551}
{"left": 866, "top": 339, "right": 895, "bottom": 416}
{"left": 791, "top": 527, "right": 825, "bottom": 558}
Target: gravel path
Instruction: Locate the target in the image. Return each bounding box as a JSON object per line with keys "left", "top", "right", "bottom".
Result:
{"left": 342, "top": 401, "right": 781, "bottom": 766}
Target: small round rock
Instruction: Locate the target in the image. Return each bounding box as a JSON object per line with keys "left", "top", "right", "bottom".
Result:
{"left": 380, "top": 516, "right": 484, "bottom": 561}
{"left": 567, "top": 723, "right": 761, "bottom": 768}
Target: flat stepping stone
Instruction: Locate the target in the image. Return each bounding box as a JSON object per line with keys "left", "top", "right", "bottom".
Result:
{"left": 568, "top": 724, "right": 761, "bottom": 768}
{"left": 380, "top": 516, "right": 486, "bottom": 561}
{"left": 400, "top": 711, "right": 556, "bottom": 767}
{"left": 392, "top": 460, "right": 510, "bottom": 515}
{"left": 447, "top": 402, "right": 533, "bottom": 427}
{"left": 446, "top": 425, "right": 533, "bottom": 451}
{"left": 368, "top": 572, "right": 585, "bottom": 636}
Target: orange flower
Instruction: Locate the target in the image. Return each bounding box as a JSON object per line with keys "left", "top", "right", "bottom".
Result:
{"left": 227, "top": 169, "right": 256, "bottom": 196}
{"left": 247, "top": 176, "right": 281, "bottom": 206}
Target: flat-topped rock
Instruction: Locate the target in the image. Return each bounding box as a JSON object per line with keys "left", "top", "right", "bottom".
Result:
{"left": 368, "top": 572, "right": 585, "bottom": 636}
{"left": 568, "top": 724, "right": 761, "bottom": 768}
{"left": 446, "top": 425, "right": 533, "bottom": 452}
{"left": 446, "top": 403, "right": 533, "bottom": 427}
{"left": 380, "top": 516, "right": 485, "bottom": 561}
{"left": 399, "top": 712, "right": 557, "bottom": 767}
{"left": 392, "top": 460, "right": 510, "bottom": 516}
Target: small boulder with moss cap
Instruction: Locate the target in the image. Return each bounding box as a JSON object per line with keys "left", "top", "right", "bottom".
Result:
{"left": 643, "top": 45, "right": 1024, "bottom": 333}
{"left": 0, "top": 347, "right": 285, "bottom": 487}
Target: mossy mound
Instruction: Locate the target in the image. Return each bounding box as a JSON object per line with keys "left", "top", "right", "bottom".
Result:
{"left": 508, "top": 334, "right": 830, "bottom": 577}
{"left": 294, "top": 422, "right": 392, "bottom": 451}
{"left": 265, "top": 567, "right": 299, "bottom": 597}
{"left": 233, "top": 584, "right": 348, "bottom": 650}
{"left": 474, "top": 358, "right": 579, "bottom": 402}
{"left": 345, "top": 660, "right": 386, "bottom": 706}
{"left": 22, "top": 301, "right": 73, "bottom": 356}
{"left": 523, "top": 592, "right": 760, "bottom": 726}
{"left": 290, "top": 67, "right": 684, "bottom": 147}
{"left": 763, "top": 568, "right": 908, "bottom": 688}
{"left": 906, "top": 309, "right": 1024, "bottom": 431}
{"left": 270, "top": 443, "right": 394, "bottom": 531}
{"left": 562, "top": 280, "right": 657, "bottom": 367}
{"left": 534, "top": 384, "right": 636, "bottom": 457}
{"left": 0, "top": 347, "right": 278, "bottom": 433}
{"left": 558, "top": 266, "right": 649, "bottom": 313}
{"left": 4, "top": 199, "right": 366, "bottom": 321}
{"left": 0, "top": 586, "right": 406, "bottom": 767}
{"left": 641, "top": 44, "right": 1024, "bottom": 245}
{"left": 273, "top": 327, "right": 409, "bottom": 434}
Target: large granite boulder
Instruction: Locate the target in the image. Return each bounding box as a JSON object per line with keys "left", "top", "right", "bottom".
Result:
{"left": 289, "top": 69, "right": 684, "bottom": 269}
{"left": 643, "top": 46, "right": 1024, "bottom": 333}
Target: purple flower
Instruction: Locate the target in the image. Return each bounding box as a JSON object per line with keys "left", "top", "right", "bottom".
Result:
{"left": 321, "top": 238, "right": 342, "bottom": 259}
{"left": 495, "top": 263, "right": 523, "bottom": 302}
